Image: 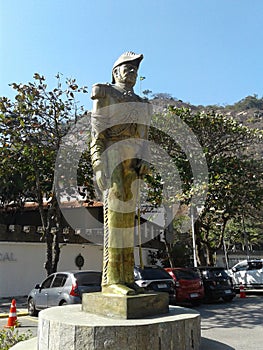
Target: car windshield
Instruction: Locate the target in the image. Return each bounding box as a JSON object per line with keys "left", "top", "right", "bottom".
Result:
{"left": 136, "top": 267, "right": 171, "bottom": 280}
{"left": 74, "top": 272, "right": 101, "bottom": 286}
{"left": 204, "top": 269, "right": 229, "bottom": 279}
{"left": 173, "top": 269, "right": 199, "bottom": 280}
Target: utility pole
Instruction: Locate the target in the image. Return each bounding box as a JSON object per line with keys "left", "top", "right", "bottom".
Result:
{"left": 190, "top": 206, "right": 197, "bottom": 268}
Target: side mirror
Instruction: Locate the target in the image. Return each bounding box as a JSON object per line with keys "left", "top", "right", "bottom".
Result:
{"left": 232, "top": 267, "right": 236, "bottom": 273}
{"left": 35, "top": 284, "right": 41, "bottom": 289}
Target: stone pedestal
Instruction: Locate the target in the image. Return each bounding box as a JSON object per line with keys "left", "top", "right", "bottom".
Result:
{"left": 82, "top": 292, "right": 169, "bottom": 319}
{"left": 11, "top": 304, "right": 201, "bottom": 350}
{"left": 35, "top": 305, "right": 200, "bottom": 350}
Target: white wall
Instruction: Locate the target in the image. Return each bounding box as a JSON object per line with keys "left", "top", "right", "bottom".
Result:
{"left": 0, "top": 242, "right": 150, "bottom": 297}
{"left": 0, "top": 242, "right": 103, "bottom": 297}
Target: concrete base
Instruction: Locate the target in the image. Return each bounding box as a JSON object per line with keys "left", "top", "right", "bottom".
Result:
{"left": 42, "top": 305, "right": 199, "bottom": 349}
{"left": 11, "top": 305, "right": 201, "bottom": 350}
{"left": 10, "top": 337, "right": 37, "bottom": 350}
{"left": 82, "top": 292, "right": 169, "bottom": 318}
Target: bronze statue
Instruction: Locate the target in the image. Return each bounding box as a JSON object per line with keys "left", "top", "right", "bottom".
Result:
{"left": 90, "top": 52, "right": 151, "bottom": 295}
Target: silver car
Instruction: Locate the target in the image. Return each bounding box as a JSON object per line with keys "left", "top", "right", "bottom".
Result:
{"left": 27, "top": 270, "right": 101, "bottom": 316}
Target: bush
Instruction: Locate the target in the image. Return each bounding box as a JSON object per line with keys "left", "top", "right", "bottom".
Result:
{"left": 0, "top": 327, "right": 32, "bottom": 350}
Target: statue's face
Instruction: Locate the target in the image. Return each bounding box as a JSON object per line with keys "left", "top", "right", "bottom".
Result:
{"left": 113, "top": 63, "right": 138, "bottom": 86}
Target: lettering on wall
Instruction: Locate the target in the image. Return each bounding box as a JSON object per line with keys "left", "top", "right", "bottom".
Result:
{"left": 0, "top": 252, "right": 17, "bottom": 262}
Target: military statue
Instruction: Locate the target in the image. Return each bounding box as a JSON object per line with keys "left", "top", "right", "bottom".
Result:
{"left": 90, "top": 52, "right": 152, "bottom": 295}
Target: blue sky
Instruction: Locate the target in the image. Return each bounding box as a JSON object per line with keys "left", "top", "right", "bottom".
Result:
{"left": 1, "top": 0, "right": 263, "bottom": 111}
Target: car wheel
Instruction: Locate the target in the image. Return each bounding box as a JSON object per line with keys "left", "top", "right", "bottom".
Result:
{"left": 28, "top": 298, "right": 38, "bottom": 316}
{"left": 59, "top": 300, "right": 67, "bottom": 306}
{"left": 222, "top": 296, "right": 234, "bottom": 302}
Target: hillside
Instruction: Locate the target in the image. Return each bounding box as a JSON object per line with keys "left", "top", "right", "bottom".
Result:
{"left": 87, "top": 92, "right": 262, "bottom": 130}
{"left": 150, "top": 94, "right": 263, "bottom": 131}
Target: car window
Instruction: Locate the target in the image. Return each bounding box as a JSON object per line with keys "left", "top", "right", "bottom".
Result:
{"left": 173, "top": 269, "right": 199, "bottom": 280}
{"left": 52, "top": 274, "right": 68, "bottom": 288}
{"left": 200, "top": 269, "right": 229, "bottom": 279}
{"left": 74, "top": 272, "right": 102, "bottom": 286}
{"left": 136, "top": 267, "right": 171, "bottom": 280}
{"left": 208, "top": 269, "right": 229, "bottom": 279}
{"left": 41, "top": 275, "right": 54, "bottom": 289}
{"left": 234, "top": 262, "right": 248, "bottom": 272}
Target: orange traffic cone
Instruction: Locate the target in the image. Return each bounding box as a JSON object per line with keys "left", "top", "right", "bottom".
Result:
{"left": 4, "top": 299, "right": 18, "bottom": 328}
{"left": 239, "top": 283, "right": 246, "bottom": 298}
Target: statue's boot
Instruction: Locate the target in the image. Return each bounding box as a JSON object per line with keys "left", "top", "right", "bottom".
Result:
{"left": 126, "top": 282, "right": 145, "bottom": 294}
{"left": 102, "top": 247, "right": 136, "bottom": 295}
{"left": 102, "top": 283, "right": 136, "bottom": 295}
{"left": 122, "top": 247, "right": 144, "bottom": 294}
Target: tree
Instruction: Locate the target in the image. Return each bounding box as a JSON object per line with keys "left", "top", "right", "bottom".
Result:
{"left": 152, "top": 93, "right": 174, "bottom": 100}
{"left": 142, "top": 89, "right": 153, "bottom": 98}
{"left": 224, "top": 217, "right": 263, "bottom": 253}
{"left": 147, "top": 106, "right": 263, "bottom": 266}
{"left": 0, "top": 73, "right": 91, "bottom": 275}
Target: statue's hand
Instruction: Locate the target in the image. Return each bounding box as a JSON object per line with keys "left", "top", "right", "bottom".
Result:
{"left": 138, "top": 161, "right": 151, "bottom": 177}
{"left": 96, "top": 170, "right": 108, "bottom": 191}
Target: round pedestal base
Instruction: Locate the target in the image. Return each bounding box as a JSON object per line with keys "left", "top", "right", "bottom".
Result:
{"left": 12, "top": 305, "right": 201, "bottom": 350}
{"left": 38, "top": 305, "right": 201, "bottom": 350}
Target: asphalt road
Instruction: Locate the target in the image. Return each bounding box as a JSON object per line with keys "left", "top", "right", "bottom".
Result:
{"left": 197, "top": 292, "right": 263, "bottom": 350}
{"left": 1, "top": 293, "right": 262, "bottom": 349}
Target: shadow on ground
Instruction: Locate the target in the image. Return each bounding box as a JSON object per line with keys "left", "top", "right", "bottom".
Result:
{"left": 201, "top": 337, "right": 235, "bottom": 350}
{"left": 193, "top": 294, "right": 263, "bottom": 330}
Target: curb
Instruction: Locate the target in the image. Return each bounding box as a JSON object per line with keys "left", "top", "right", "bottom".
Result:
{"left": 0, "top": 310, "right": 29, "bottom": 319}
{"left": 10, "top": 336, "right": 37, "bottom": 349}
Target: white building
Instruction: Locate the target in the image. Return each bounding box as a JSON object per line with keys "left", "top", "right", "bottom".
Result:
{"left": 0, "top": 204, "right": 160, "bottom": 297}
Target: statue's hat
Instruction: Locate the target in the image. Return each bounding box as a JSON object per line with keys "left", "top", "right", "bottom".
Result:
{"left": 112, "top": 51, "right": 143, "bottom": 83}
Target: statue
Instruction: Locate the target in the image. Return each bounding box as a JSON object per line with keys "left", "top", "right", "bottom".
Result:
{"left": 90, "top": 52, "right": 152, "bottom": 295}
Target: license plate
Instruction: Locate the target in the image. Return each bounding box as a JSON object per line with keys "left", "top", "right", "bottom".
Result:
{"left": 158, "top": 283, "right": 167, "bottom": 288}
{"left": 190, "top": 293, "right": 199, "bottom": 298}
{"left": 225, "top": 290, "right": 231, "bottom": 294}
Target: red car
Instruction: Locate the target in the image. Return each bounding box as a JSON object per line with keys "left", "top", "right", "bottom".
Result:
{"left": 165, "top": 267, "right": 204, "bottom": 305}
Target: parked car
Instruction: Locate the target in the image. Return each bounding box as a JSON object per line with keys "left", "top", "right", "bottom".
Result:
{"left": 27, "top": 270, "right": 102, "bottom": 316}
{"left": 134, "top": 265, "right": 176, "bottom": 303}
{"left": 165, "top": 267, "right": 204, "bottom": 305}
{"left": 197, "top": 266, "right": 236, "bottom": 302}
{"left": 230, "top": 259, "right": 263, "bottom": 291}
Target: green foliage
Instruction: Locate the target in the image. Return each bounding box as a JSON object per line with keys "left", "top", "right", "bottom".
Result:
{"left": 142, "top": 89, "right": 152, "bottom": 97}
{"left": 225, "top": 218, "right": 263, "bottom": 251}
{"left": 148, "top": 105, "right": 263, "bottom": 265}
{"left": 0, "top": 73, "right": 89, "bottom": 207}
{"left": 0, "top": 73, "right": 90, "bottom": 275}
{"left": 152, "top": 92, "right": 174, "bottom": 100}
{"left": 0, "top": 327, "right": 32, "bottom": 350}
{"left": 230, "top": 94, "right": 263, "bottom": 111}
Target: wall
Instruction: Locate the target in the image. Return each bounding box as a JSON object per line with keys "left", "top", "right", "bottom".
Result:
{"left": 0, "top": 242, "right": 103, "bottom": 297}
{"left": 216, "top": 251, "right": 263, "bottom": 269}
{"left": 0, "top": 242, "right": 150, "bottom": 297}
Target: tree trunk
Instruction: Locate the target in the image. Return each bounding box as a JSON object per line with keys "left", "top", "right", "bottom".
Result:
{"left": 164, "top": 239, "right": 174, "bottom": 268}
{"left": 52, "top": 203, "right": 63, "bottom": 273}
{"left": 194, "top": 220, "right": 206, "bottom": 266}
{"left": 45, "top": 230, "right": 53, "bottom": 276}
{"left": 206, "top": 245, "right": 215, "bottom": 266}
{"left": 196, "top": 237, "right": 206, "bottom": 266}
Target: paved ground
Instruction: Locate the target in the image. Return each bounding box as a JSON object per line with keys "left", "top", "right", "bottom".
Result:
{"left": 0, "top": 296, "right": 28, "bottom": 318}
{"left": 2, "top": 293, "right": 262, "bottom": 350}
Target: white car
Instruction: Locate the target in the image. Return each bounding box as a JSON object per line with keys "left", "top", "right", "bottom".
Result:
{"left": 230, "top": 259, "right": 263, "bottom": 290}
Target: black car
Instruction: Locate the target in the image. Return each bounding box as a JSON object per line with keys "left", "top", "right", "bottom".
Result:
{"left": 134, "top": 265, "right": 176, "bottom": 303}
{"left": 196, "top": 267, "right": 236, "bottom": 302}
